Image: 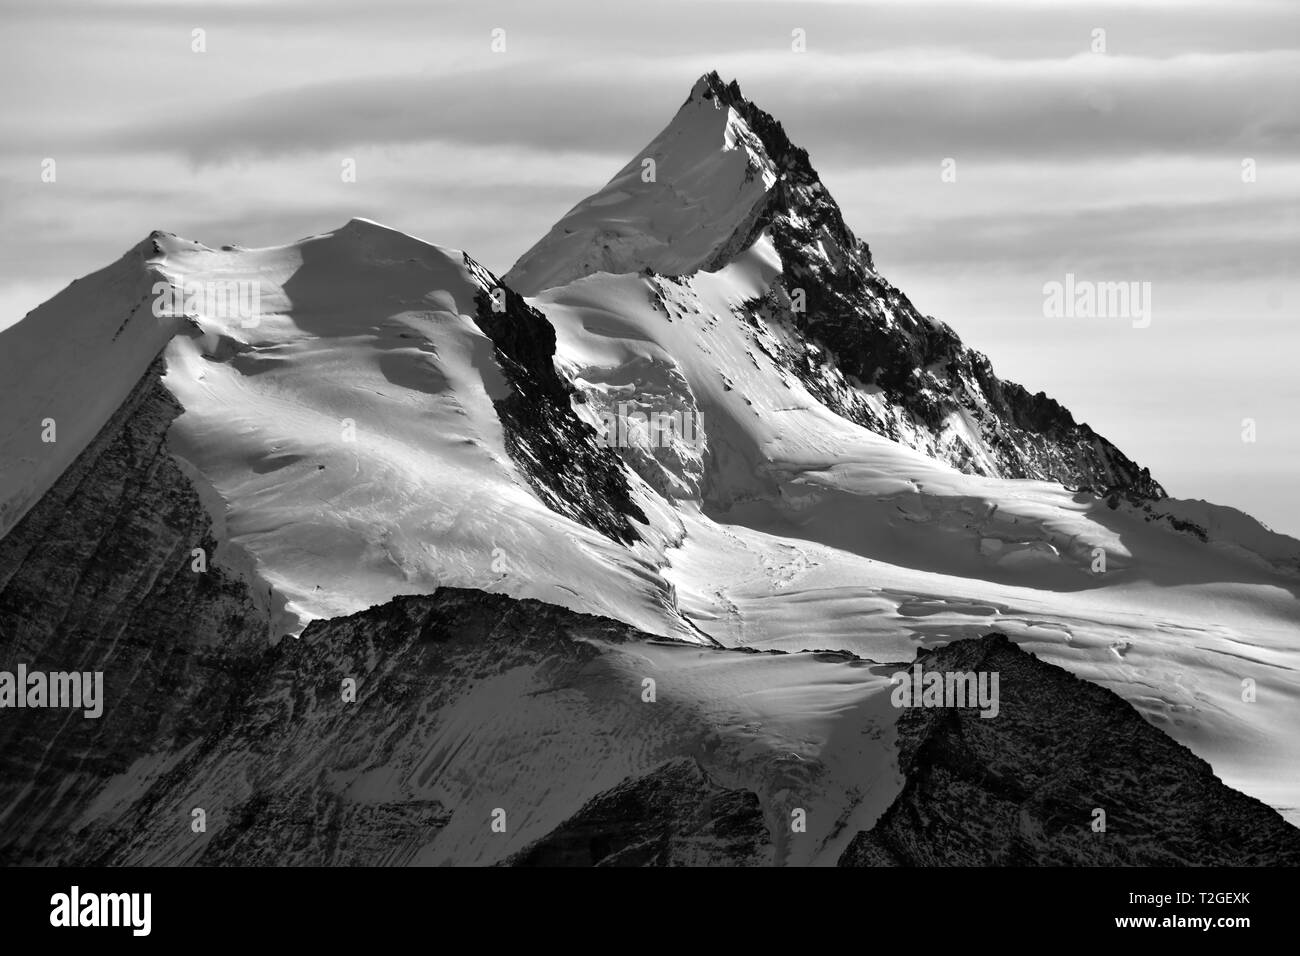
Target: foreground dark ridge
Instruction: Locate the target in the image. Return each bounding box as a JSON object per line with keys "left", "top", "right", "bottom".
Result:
{"left": 508, "top": 636, "right": 1300, "bottom": 867}
{"left": 1, "top": 588, "right": 658, "bottom": 865}
{"left": 0, "top": 357, "right": 273, "bottom": 862}
{"left": 838, "top": 633, "right": 1300, "bottom": 866}
{"left": 3, "top": 547, "right": 1296, "bottom": 865}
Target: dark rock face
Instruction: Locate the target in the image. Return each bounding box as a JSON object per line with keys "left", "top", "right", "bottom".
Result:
{"left": 465, "top": 254, "right": 648, "bottom": 545}
{"left": 695, "top": 72, "right": 1162, "bottom": 501}
{"left": 507, "top": 757, "right": 771, "bottom": 867}
{"left": 838, "top": 634, "right": 1300, "bottom": 866}
{"left": 197, "top": 790, "right": 451, "bottom": 867}
{"left": 32, "top": 588, "right": 658, "bottom": 866}
{"left": 0, "top": 359, "right": 271, "bottom": 864}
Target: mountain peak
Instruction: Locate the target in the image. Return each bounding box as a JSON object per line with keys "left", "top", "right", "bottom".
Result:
{"left": 504, "top": 74, "right": 783, "bottom": 296}
{"left": 506, "top": 71, "right": 858, "bottom": 297}
{"left": 685, "top": 70, "right": 744, "bottom": 108}
{"left": 508, "top": 72, "right": 1165, "bottom": 501}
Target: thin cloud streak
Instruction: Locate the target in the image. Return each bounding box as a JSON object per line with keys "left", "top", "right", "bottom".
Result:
{"left": 35, "top": 51, "right": 1288, "bottom": 167}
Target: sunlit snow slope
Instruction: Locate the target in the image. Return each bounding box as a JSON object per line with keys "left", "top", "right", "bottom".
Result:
{"left": 0, "top": 220, "right": 686, "bottom": 639}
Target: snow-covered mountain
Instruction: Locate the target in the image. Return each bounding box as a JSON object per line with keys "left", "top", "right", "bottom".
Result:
{"left": 0, "top": 220, "right": 685, "bottom": 639}
{"left": 512, "top": 73, "right": 1300, "bottom": 822}
{"left": 510, "top": 72, "right": 1164, "bottom": 497}
{"left": 2, "top": 72, "right": 1298, "bottom": 865}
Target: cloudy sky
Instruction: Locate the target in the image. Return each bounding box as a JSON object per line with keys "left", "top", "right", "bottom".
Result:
{"left": 2, "top": 0, "right": 1297, "bottom": 533}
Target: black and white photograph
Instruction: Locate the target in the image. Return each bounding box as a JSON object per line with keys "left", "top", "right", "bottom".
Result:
{"left": 0, "top": 0, "right": 1296, "bottom": 939}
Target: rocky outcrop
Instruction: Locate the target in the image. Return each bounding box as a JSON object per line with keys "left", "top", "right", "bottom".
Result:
{"left": 466, "top": 256, "right": 649, "bottom": 545}
{"left": 838, "top": 634, "right": 1300, "bottom": 866}
{"left": 195, "top": 790, "right": 452, "bottom": 867}
{"left": 506, "top": 757, "right": 771, "bottom": 866}
{"left": 0, "top": 358, "right": 271, "bottom": 864}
